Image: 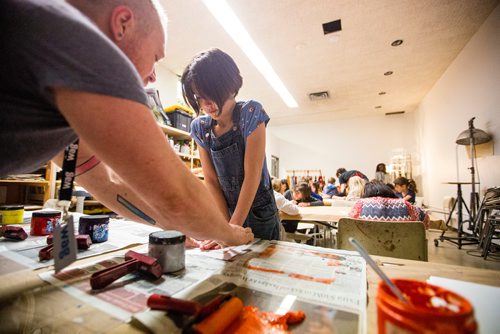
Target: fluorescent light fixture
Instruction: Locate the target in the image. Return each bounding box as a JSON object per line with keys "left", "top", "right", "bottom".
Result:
{"left": 201, "top": 0, "right": 298, "bottom": 108}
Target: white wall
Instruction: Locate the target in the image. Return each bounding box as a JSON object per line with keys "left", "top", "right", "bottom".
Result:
{"left": 267, "top": 113, "right": 417, "bottom": 181}
{"left": 416, "top": 4, "right": 500, "bottom": 212}
{"left": 146, "top": 64, "right": 181, "bottom": 108}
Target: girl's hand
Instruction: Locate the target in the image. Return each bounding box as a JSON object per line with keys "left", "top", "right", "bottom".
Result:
{"left": 200, "top": 240, "right": 222, "bottom": 250}
{"left": 185, "top": 237, "right": 203, "bottom": 249}
{"left": 298, "top": 202, "right": 310, "bottom": 207}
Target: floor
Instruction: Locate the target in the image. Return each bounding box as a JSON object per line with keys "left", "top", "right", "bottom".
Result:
{"left": 427, "top": 229, "right": 500, "bottom": 270}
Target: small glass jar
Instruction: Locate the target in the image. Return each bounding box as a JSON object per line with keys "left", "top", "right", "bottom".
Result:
{"left": 0, "top": 205, "right": 24, "bottom": 225}
{"left": 30, "top": 210, "right": 61, "bottom": 235}
{"left": 78, "top": 215, "right": 109, "bottom": 243}
{"left": 148, "top": 230, "right": 186, "bottom": 273}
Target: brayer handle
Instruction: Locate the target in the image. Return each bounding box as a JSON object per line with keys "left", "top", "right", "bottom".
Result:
{"left": 90, "top": 259, "right": 140, "bottom": 290}
{"left": 148, "top": 294, "right": 202, "bottom": 315}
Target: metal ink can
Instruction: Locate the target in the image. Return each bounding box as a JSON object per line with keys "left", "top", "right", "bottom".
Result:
{"left": 148, "top": 231, "right": 186, "bottom": 273}
{"left": 30, "top": 210, "right": 61, "bottom": 236}
{"left": 0, "top": 205, "right": 24, "bottom": 225}
{"left": 78, "top": 215, "right": 109, "bottom": 243}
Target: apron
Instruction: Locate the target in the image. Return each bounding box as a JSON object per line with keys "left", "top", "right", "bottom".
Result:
{"left": 204, "top": 103, "right": 280, "bottom": 240}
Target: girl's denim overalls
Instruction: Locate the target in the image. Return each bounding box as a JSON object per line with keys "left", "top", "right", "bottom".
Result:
{"left": 203, "top": 103, "right": 280, "bottom": 240}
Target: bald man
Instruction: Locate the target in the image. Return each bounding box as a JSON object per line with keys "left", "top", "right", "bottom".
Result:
{"left": 0, "top": 0, "right": 253, "bottom": 247}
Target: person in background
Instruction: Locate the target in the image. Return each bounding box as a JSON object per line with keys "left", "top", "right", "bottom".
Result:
{"left": 336, "top": 168, "right": 369, "bottom": 196}
{"left": 321, "top": 177, "right": 339, "bottom": 198}
{"left": 375, "top": 163, "right": 388, "bottom": 183}
{"left": 394, "top": 177, "right": 417, "bottom": 204}
{"left": 280, "top": 179, "right": 290, "bottom": 194}
{"left": 345, "top": 176, "right": 367, "bottom": 201}
{"left": 272, "top": 179, "right": 299, "bottom": 215}
{"left": 285, "top": 182, "right": 324, "bottom": 207}
{"left": 0, "top": 0, "right": 253, "bottom": 247}
{"left": 310, "top": 181, "right": 323, "bottom": 201}
{"left": 349, "top": 180, "right": 429, "bottom": 228}
{"left": 182, "top": 48, "right": 280, "bottom": 249}
{"left": 282, "top": 182, "right": 323, "bottom": 232}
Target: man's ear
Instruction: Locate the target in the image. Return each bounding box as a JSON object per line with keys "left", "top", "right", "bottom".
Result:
{"left": 109, "top": 5, "right": 134, "bottom": 42}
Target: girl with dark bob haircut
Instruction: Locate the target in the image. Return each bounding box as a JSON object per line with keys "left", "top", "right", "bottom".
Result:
{"left": 181, "top": 48, "right": 242, "bottom": 116}
{"left": 181, "top": 48, "right": 280, "bottom": 249}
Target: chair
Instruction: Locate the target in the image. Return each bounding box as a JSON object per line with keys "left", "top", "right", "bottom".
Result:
{"left": 282, "top": 221, "right": 334, "bottom": 247}
{"left": 336, "top": 218, "right": 428, "bottom": 261}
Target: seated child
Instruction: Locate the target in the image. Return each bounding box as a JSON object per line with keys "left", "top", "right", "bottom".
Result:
{"left": 321, "top": 177, "right": 339, "bottom": 198}
{"left": 394, "top": 177, "right": 417, "bottom": 204}
{"left": 272, "top": 179, "right": 299, "bottom": 215}
{"left": 310, "top": 181, "right": 323, "bottom": 201}
{"left": 349, "top": 180, "right": 429, "bottom": 228}
{"left": 283, "top": 182, "right": 324, "bottom": 232}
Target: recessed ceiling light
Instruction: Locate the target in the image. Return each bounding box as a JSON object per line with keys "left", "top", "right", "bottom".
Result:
{"left": 384, "top": 71, "right": 393, "bottom": 76}
{"left": 323, "top": 19, "right": 342, "bottom": 35}
{"left": 391, "top": 39, "right": 403, "bottom": 46}
{"left": 375, "top": 106, "right": 382, "bottom": 109}
{"left": 378, "top": 91, "right": 386, "bottom": 95}
{"left": 386, "top": 111, "right": 405, "bottom": 116}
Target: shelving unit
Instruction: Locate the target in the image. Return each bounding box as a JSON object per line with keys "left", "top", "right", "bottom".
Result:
{"left": 158, "top": 123, "right": 201, "bottom": 170}
{"left": 0, "top": 161, "right": 56, "bottom": 207}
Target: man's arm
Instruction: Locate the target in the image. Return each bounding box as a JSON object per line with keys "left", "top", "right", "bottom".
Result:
{"left": 53, "top": 140, "right": 159, "bottom": 225}
{"left": 53, "top": 88, "right": 253, "bottom": 246}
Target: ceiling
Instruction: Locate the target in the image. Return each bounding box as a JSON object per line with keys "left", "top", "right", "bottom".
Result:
{"left": 158, "top": 0, "right": 499, "bottom": 126}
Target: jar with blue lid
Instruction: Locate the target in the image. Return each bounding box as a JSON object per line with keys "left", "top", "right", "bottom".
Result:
{"left": 78, "top": 215, "right": 109, "bottom": 243}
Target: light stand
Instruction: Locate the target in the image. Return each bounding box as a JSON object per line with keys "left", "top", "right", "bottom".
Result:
{"left": 455, "top": 117, "right": 492, "bottom": 229}
{"left": 434, "top": 117, "right": 492, "bottom": 249}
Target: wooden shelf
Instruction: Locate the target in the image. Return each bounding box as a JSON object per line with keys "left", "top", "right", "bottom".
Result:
{"left": 158, "top": 124, "right": 191, "bottom": 140}
{"left": 0, "top": 180, "right": 49, "bottom": 185}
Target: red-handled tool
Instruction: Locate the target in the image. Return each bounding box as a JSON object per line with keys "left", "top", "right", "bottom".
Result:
{"left": 90, "top": 250, "right": 162, "bottom": 290}
{"left": 0, "top": 226, "right": 28, "bottom": 241}
{"left": 39, "top": 234, "right": 92, "bottom": 261}
{"left": 147, "top": 292, "right": 232, "bottom": 324}
{"left": 47, "top": 234, "right": 92, "bottom": 249}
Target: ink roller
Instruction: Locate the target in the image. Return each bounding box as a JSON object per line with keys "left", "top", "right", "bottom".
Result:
{"left": 0, "top": 225, "right": 28, "bottom": 241}
{"left": 147, "top": 293, "right": 231, "bottom": 318}
{"left": 90, "top": 250, "right": 162, "bottom": 290}
{"left": 38, "top": 234, "right": 92, "bottom": 261}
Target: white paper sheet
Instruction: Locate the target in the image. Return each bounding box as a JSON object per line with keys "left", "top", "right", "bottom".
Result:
{"left": 428, "top": 276, "right": 500, "bottom": 334}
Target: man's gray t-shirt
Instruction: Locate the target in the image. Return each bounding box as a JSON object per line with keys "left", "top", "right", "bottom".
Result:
{"left": 0, "top": 0, "right": 149, "bottom": 177}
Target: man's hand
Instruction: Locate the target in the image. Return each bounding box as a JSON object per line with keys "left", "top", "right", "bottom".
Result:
{"left": 225, "top": 225, "right": 254, "bottom": 246}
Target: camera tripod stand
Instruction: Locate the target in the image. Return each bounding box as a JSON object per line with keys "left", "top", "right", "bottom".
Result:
{"left": 434, "top": 182, "right": 479, "bottom": 249}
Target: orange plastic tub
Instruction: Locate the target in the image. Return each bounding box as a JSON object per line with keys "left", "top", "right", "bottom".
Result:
{"left": 377, "top": 279, "right": 477, "bottom": 334}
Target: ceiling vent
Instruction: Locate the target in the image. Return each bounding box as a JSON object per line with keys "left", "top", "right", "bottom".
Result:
{"left": 308, "top": 91, "right": 330, "bottom": 101}
{"left": 323, "top": 19, "right": 342, "bottom": 35}
{"left": 385, "top": 111, "right": 405, "bottom": 116}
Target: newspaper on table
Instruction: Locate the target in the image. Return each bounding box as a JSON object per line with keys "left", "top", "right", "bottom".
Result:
{"left": 0, "top": 212, "right": 161, "bottom": 272}
{"left": 39, "top": 240, "right": 367, "bottom": 334}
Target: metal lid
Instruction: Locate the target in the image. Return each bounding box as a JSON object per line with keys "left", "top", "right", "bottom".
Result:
{"left": 0, "top": 205, "right": 24, "bottom": 211}
{"left": 79, "top": 215, "right": 110, "bottom": 224}
{"left": 149, "top": 230, "right": 186, "bottom": 245}
{"left": 32, "top": 210, "right": 61, "bottom": 217}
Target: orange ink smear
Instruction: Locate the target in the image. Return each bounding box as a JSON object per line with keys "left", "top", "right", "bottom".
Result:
{"left": 224, "top": 306, "right": 306, "bottom": 334}
{"left": 288, "top": 273, "right": 335, "bottom": 285}
{"left": 244, "top": 262, "right": 285, "bottom": 275}
{"left": 327, "top": 260, "right": 341, "bottom": 266}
